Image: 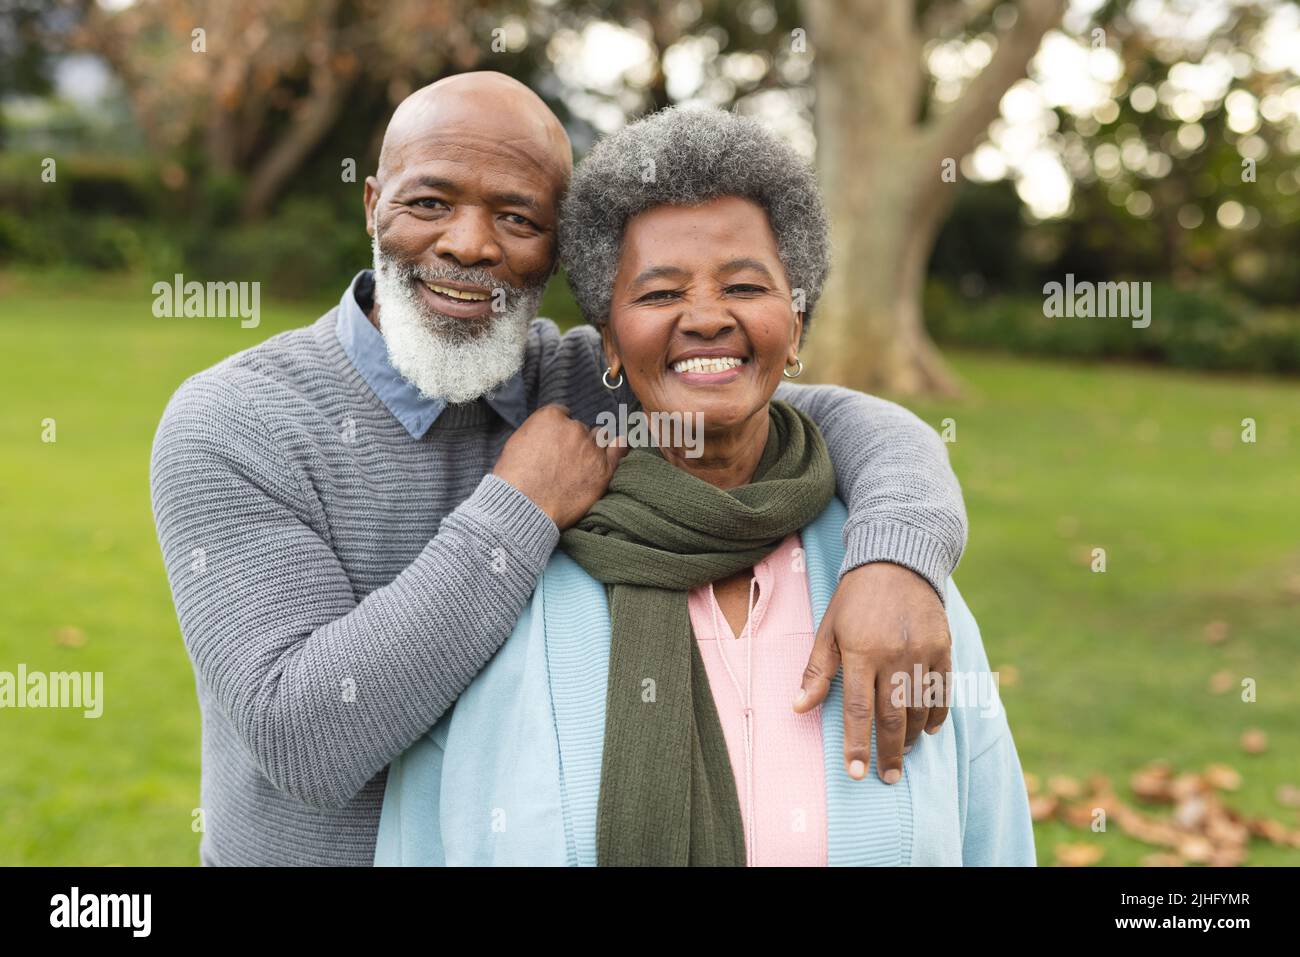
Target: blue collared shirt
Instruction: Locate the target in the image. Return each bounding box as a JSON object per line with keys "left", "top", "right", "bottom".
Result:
{"left": 335, "top": 270, "right": 528, "bottom": 438}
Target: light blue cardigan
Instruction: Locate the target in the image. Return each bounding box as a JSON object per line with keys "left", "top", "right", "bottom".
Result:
{"left": 375, "top": 499, "right": 1036, "bottom": 866}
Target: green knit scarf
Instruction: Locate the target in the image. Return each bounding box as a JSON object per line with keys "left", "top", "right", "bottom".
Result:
{"left": 559, "top": 400, "right": 835, "bottom": 866}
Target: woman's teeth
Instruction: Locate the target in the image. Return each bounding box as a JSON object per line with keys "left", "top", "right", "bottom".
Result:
{"left": 424, "top": 282, "right": 489, "bottom": 301}
{"left": 672, "top": 356, "right": 746, "bottom": 374}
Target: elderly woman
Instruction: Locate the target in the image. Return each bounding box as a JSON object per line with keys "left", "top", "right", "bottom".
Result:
{"left": 375, "top": 107, "right": 1034, "bottom": 866}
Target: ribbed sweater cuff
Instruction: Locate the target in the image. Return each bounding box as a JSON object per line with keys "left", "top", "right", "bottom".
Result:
{"left": 455, "top": 473, "right": 560, "bottom": 565}
{"left": 840, "top": 522, "right": 955, "bottom": 604}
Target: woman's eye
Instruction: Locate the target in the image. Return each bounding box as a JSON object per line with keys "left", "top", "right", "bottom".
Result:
{"left": 638, "top": 289, "right": 681, "bottom": 303}
{"left": 727, "top": 284, "right": 766, "bottom": 295}
{"left": 504, "top": 213, "right": 537, "bottom": 228}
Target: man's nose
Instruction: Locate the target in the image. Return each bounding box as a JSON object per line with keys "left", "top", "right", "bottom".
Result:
{"left": 432, "top": 208, "right": 503, "bottom": 270}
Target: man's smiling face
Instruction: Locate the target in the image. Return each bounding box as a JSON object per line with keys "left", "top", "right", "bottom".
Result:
{"left": 363, "top": 72, "right": 572, "bottom": 401}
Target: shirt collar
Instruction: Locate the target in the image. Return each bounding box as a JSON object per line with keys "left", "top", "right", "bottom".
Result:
{"left": 334, "top": 269, "right": 527, "bottom": 438}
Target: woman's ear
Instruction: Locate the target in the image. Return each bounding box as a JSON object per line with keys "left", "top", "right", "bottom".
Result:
{"left": 600, "top": 324, "right": 622, "bottom": 377}
{"left": 788, "top": 311, "right": 805, "bottom": 364}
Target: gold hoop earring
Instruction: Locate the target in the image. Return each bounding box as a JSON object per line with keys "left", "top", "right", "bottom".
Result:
{"left": 783, "top": 357, "right": 804, "bottom": 379}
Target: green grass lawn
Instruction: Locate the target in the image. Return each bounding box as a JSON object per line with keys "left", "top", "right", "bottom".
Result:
{"left": 1, "top": 269, "right": 1297, "bottom": 866}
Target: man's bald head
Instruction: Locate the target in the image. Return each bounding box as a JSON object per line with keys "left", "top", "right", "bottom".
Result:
{"left": 362, "top": 72, "right": 570, "bottom": 404}
{"left": 377, "top": 71, "right": 572, "bottom": 185}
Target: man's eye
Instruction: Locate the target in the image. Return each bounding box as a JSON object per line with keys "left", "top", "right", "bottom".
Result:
{"left": 414, "top": 198, "right": 448, "bottom": 210}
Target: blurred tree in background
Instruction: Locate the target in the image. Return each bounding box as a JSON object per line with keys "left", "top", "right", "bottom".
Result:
{"left": 803, "top": 0, "right": 1066, "bottom": 394}
{"left": 2, "top": 0, "right": 1298, "bottom": 381}
{"left": 76, "top": 0, "right": 497, "bottom": 219}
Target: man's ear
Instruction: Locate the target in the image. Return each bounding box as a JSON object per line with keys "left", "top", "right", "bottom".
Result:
{"left": 363, "top": 176, "right": 381, "bottom": 237}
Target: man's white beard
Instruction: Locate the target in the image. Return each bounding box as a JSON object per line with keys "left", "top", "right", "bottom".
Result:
{"left": 371, "top": 235, "right": 543, "bottom": 404}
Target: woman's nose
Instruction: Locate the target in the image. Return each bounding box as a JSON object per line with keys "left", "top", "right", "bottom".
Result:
{"left": 678, "top": 297, "right": 736, "bottom": 338}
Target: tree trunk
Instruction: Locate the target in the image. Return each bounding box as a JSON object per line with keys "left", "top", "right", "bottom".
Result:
{"left": 800, "top": 0, "right": 1065, "bottom": 396}
{"left": 239, "top": 62, "right": 348, "bottom": 221}
{"left": 804, "top": 128, "right": 959, "bottom": 396}
{"left": 800, "top": 0, "right": 958, "bottom": 396}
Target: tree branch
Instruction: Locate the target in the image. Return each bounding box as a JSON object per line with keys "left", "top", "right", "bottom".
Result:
{"left": 923, "top": 0, "right": 1065, "bottom": 164}
{"left": 238, "top": 2, "right": 346, "bottom": 220}
{"left": 921, "top": 0, "right": 1001, "bottom": 42}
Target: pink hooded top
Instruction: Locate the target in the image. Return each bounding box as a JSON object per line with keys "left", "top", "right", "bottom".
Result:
{"left": 687, "top": 533, "right": 828, "bottom": 866}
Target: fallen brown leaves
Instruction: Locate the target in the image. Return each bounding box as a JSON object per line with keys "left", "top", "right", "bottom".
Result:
{"left": 1028, "top": 762, "right": 1300, "bottom": 866}
{"left": 53, "top": 626, "right": 86, "bottom": 648}
{"left": 1207, "top": 671, "right": 1234, "bottom": 695}
{"left": 1202, "top": 620, "right": 1230, "bottom": 645}
{"left": 1240, "top": 729, "right": 1268, "bottom": 754}
{"left": 1055, "top": 842, "right": 1104, "bottom": 866}
{"left": 1276, "top": 784, "right": 1300, "bottom": 808}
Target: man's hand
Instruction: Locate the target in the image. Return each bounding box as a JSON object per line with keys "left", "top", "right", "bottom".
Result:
{"left": 493, "top": 404, "right": 626, "bottom": 529}
{"left": 793, "top": 562, "right": 952, "bottom": 784}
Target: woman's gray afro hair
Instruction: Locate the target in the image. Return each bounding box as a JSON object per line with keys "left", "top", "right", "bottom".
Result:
{"left": 558, "top": 106, "right": 829, "bottom": 342}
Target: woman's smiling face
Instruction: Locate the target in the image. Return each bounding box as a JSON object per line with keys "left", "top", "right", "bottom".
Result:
{"left": 603, "top": 195, "right": 803, "bottom": 439}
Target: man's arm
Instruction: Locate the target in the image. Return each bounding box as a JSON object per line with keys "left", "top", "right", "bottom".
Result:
{"left": 773, "top": 380, "right": 967, "bottom": 595}
{"left": 775, "top": 380, "right": 965, "bottom": 785}
{"left": 150, "top": 373, "right": 610, "bottom": 810}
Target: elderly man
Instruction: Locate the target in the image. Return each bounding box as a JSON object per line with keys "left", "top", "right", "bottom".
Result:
{"left": 150, "top": 72, "right": 968, "bottom": 866}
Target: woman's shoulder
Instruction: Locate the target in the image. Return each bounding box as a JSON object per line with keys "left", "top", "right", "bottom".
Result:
{"left": 539, "top": 549, "right": 610, "bottom": 621}
{"left": 543, "top": 547, "right": 593, "bottom": 583}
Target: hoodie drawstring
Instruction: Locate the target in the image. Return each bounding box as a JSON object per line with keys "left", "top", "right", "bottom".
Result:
{"left": 707, "top": 574, "right": 759, "bottom": 868}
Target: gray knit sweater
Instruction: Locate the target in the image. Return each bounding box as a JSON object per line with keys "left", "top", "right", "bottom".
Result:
{"left": 150, "top": 307, "right": 967, "bottom": 866}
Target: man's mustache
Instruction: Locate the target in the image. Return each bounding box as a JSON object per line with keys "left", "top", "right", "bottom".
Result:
{"left": 378, "top": 246, "right": 543, "bottom": 304}
{"left": 400, "top": 258, "right": 499, "bottom": 295}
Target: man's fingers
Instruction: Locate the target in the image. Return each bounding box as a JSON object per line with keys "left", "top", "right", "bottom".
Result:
{"left": 795, "top": 619, "right": 841, "bottom": 714}
{"left": 902, "top": 660, "right": 930, "bottom": 748}
{"left": 874, "top": 672, "right": 907, "bottom": 785}
{"left": 926, "top": 645, "right": 953, "bottom": 734}
{"left": 603, "top": 439, "right": 629, "bottom": 471}
{"left": 903, "top": 701, "right": 929, "bottom": 750}
{"left": 840, "top": 649, "right": 876, "bottom": 780}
